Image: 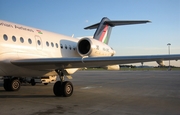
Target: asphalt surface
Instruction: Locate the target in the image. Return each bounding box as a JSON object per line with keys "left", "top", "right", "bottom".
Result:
{"left": 0, "top": 70, "right": 180, "bottom": 115}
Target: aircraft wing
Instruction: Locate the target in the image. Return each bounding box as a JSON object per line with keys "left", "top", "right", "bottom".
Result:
{"left": 11, "top": 54, "right": 180, "bottom": 70}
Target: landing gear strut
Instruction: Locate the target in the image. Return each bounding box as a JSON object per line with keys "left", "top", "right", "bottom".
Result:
{"left": 3, "top": 77, "right": 21, "bottom": 91}
{"left": 53, "top": 70, "right": 73, "bottom": 97}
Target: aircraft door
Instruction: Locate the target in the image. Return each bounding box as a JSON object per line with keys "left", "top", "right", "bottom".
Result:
{"left": 35, "top": 35, "right": 43, "bottom": 50}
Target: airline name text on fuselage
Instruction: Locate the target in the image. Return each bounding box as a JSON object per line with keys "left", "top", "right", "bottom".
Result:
{"left": 0, "top": 22, "right": 34, "bottom": 33}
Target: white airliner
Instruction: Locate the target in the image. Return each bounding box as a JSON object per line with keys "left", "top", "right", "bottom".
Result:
{"left": 0, "top": 17, "right": 180, "bottom": 97}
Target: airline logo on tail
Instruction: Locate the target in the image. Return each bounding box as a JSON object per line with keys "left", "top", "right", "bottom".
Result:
{"left": 84, "top": 17, "right": 150, "bottom": 45}
{"left": 99, "top": 25, "right": 109, "bottom": 44}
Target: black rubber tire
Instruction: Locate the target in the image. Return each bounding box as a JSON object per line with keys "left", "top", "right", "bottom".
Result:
{"left": 10, "top": 79, "right": 21, "bottom": 91}
{"left": 62, "top": 81, "right": 73, "bottom": 97}
{"left": 30, "top": 79, "right": 36, "bottom": 86}
{"left": 53, "top": 81, "right": 63, "bottom": 96}
{"left": 3, "top": 79, "right": 11, "bottom": 91}
{"left": 44, "top": 83, "right": 48, "bottom": 85}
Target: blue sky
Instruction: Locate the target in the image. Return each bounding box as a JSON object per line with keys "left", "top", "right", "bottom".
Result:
{"left": 0, "top": 0, "right": 180, "bottom": 66}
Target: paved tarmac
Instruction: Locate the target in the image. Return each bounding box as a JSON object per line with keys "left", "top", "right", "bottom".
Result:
{"left": 0, "top": 70, "right": 180, "bottom": 115}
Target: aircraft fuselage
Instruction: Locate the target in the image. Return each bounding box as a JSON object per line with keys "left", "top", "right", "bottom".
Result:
{"left": 0, "top": 20, "right": 80, "bottom": 77}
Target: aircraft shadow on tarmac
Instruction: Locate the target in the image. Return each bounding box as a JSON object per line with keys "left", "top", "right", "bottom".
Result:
{"left": 0, "top": 93, "right": 56, "bottom": 98}
{"left": 0, "top": 82, "right": 58, "bottom": 98}
{"left": 0, "top": 88, "right": 57, "bottom": 98}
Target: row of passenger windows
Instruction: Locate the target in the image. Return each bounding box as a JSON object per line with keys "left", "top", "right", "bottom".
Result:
{"left": 3, "top": 34, "right": 76, "bottom": 50}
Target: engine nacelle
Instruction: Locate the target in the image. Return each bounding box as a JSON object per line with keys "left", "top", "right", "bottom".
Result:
{"left": 103, "top": 65, "right": 120, "bottom": 70}
{"left": 62, "top": 68, "right": 79, "bottom": 79}
{"left": 156, "top": 60, "right": 164, "bottom": 66}
{"left": 77, "top": 38, "right": 115, "bottom": 57}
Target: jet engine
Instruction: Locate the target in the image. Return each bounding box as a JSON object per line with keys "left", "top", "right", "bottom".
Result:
{"left": 77, "top": 37, "right": 115, "bottom": 57}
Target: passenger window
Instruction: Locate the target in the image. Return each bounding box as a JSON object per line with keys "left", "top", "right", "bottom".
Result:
{"left": 3, "top": 34, "right": 8, "bottom": 41}
{"left": 46, "top": 41, "right": 49, "bottom": 47}
{"left": 20, "top": 37, "right": 24, "bottom": 43}
{"left": 28, "top": 38, "right": 32, "bottom": 44}
{"left": 73, "top": 47, "right": 76, "bottom": 50}
{"left": 65, "top": 44, "right": 67, "bottom": 49}
{"left": 37, "top": 40, "right": 41, "bottom": 45}
{"left": 69, "top": 45, "right": 71, "bottom": 50}
{"left": 51, "top": 42, "right": 54, "bottom": 47}
{"left": 60, "top": 44, "right": 63, "bottom": 49}
{"left": 12, "top": 36, "right": 16, "bottom": 42}
{"left": 55, "top": 43, "right": 58, "bottom": 48}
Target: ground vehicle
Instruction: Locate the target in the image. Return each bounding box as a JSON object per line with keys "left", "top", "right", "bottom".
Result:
{"left": 25, "top": 76, "right": 57, "bottom": 86}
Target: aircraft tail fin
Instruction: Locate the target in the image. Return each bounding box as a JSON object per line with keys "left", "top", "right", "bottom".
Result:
{"left": 84, "top": 17, "right": 150, "bottom": 44}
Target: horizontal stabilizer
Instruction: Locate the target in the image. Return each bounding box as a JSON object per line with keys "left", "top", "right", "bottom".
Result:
{"left": 84, "top": 20, "right": 150, "bottom": 29}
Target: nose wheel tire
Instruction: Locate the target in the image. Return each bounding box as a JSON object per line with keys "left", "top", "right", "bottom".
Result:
{"left": 53, "top": 81, "right": 73, "bottom": 97}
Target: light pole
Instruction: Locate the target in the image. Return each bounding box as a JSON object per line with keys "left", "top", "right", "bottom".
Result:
{"left": 167, "top": 43, "right": 171, "bottom": 70}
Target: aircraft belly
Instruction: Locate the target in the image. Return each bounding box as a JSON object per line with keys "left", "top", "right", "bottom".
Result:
{"left": 0, "top": 61, "right": 56, "bottom": 77}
